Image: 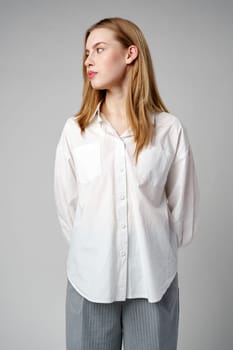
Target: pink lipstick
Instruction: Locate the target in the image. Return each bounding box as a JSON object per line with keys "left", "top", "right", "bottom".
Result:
{"left": 87, "top": 71, "right": 97, "bottom": 79}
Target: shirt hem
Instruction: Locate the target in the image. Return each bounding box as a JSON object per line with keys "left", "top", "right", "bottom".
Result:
{"left": 66, "top": 269, "right": 178, "bottom": 303}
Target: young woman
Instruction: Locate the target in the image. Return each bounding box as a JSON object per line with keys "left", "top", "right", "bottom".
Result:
{"left": 54, "top": 17, "right": 200, "bottom": 350}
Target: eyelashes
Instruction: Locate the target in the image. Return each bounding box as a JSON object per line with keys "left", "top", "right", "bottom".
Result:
{"left": 97, "top": 47, "right": 104, "bottom": 53}
{"left": 85, "top": 47, "right": 104, "bottom": 57}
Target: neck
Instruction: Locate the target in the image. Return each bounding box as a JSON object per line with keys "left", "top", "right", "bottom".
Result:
{"left": 101, "top": 90, "right": 129, "bottom": 123}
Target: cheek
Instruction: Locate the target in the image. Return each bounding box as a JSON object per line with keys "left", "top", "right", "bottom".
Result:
{"left": 102, "top": 53, "right": 125, "bottom": 74}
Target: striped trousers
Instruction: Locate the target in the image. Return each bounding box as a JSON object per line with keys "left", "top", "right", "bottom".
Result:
{"left": 66, "top": 273, "right": 179, "bottom": 350}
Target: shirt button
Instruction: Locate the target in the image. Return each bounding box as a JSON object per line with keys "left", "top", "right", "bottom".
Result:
{"left": 120, "top": 194, "right": 125, "bottom": 200}
{"left": 121, "top": 223, "right": 126, "bottom": 229}
{"left": 120, "top": 167, "right": 124, "bottom": 172}
{"left": 120, "top": 250, "right": 126, "bottom": 256}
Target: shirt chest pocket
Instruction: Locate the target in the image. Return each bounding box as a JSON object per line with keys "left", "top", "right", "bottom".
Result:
{"left": 134, "top": 143, "right": 170, "bottom": 189}
{"left": 73, "top": 143, "right": 102, "bottom": 184}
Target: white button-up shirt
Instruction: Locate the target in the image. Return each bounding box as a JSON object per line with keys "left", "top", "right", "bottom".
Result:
{"left": 53, "top": 100, "right": 200, "bottom": 303}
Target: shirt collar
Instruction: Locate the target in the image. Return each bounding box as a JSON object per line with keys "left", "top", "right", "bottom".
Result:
{"left": 89, "top": 99, "right": 104, "bottom": 123}
{"left": 90, "top": 99, "right": 156, "bottom": 126}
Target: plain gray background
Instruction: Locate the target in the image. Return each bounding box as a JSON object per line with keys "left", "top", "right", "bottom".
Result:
{"left": 1, "top": 0, "right": 233, "bottom": 349}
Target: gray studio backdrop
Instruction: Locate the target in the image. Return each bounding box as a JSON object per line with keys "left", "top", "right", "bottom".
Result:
{"left": 1, "top": 0, "right": 233, "bottom": 349}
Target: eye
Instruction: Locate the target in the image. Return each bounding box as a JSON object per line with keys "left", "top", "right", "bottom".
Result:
{"left": 97, "top": 47, "right": 104, "bottom": 53}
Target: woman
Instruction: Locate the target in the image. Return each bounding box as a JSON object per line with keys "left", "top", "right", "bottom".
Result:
{"left": 54, "top": 17, "right": 200, "bottom": 350}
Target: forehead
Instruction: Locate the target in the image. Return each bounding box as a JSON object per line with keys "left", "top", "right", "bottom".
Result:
{"left": 85, "top": 28, "right": 117, "bottom": 49}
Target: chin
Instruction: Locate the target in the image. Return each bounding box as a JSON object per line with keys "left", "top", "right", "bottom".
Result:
{"left": 90, "top": 78, "right": 114, "bottom": 90}
{"left": 91, "top": 83, "right": 108, "bottom": 90}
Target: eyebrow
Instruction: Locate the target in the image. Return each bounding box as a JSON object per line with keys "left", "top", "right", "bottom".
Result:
{"left": 85, "top": 41, "right": 108, "bottom": 53}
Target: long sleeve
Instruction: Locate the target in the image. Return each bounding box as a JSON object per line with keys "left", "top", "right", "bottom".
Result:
{"left": 165, "top": 123, "right": 200, "bottom": 248}
{"left": 53, "top": 126, "right": 78, "bottom": 245}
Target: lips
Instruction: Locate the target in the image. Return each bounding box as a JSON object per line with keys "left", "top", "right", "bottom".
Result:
{"left": 87, "top": 71, "right": 97, "bottom": 79}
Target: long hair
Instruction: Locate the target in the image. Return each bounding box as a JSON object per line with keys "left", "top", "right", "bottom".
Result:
{"left": 74, "top": 17, "right": 169, "bottom": 164}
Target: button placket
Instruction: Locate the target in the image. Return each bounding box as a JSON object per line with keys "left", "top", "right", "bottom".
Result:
{"left": 115, "top": 140, "right": 128, "bottom": 295}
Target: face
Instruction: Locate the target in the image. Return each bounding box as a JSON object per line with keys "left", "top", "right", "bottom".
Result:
{"left": 84, "top": 28, "right": 130, "bottom": 90}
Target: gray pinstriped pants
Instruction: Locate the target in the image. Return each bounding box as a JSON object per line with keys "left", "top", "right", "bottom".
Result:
{"left": 66, "top": 273, "right": 179, "bottom": 350}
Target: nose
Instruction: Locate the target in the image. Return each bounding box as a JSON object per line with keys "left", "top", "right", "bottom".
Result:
{"left": 84, "top": 53, "right": 94, "bottom": 67}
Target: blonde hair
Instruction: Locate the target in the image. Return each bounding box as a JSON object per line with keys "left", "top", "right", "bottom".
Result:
{"left": 74, "top": 17, "right": 169, "bottom": 164}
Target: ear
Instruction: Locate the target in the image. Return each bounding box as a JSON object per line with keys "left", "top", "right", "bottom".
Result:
{"left": 125, "top": 45, "right": 138, "bottom": 64}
